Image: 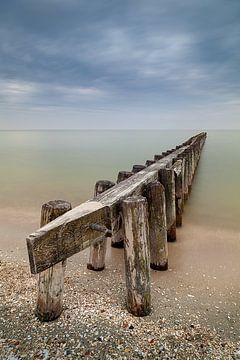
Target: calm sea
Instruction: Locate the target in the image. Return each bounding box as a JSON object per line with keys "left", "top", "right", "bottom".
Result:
{"left": 0, "top": 130, "right": 239, "bottom": 253}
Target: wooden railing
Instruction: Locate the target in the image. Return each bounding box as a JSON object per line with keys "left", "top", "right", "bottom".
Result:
{"left": 26, "top": 132, "right": 207, "bottom": 321}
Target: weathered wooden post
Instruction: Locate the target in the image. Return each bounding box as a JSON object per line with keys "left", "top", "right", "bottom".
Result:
{"left": 87, "top": 180, "right": 115, "bottom": 271}
{"left": 172, "top": 160, "right": 184, "bottom": 227}
{"left": 159, "top": 168, "right": 176, "bottom": 241}
{"left": 179, "top": 150, "right": 189, "bottom": 201}
{"left": 111, "top": 171, "right": 134, "bottom": 248}
{"left": 145, "top": 160, "right": 156, "bottom": 166}
{"left": 122, "top": 196, "right": 151, "bottom": 316}
{"left": 190, "top": 145, "right": 195, "bottom": 178}
{"left": 154, "top": 154, "right": 164, "bottom": 161}
{"left": 117, "top": 171, "right": 133, "bottom": 184}
{"left": 191, "top": 147, "right": 196, "bottom": 179}
{"left": 185, "top": 148, "right": 193, "bottom": 192}
{"left": 36, "top": 200, "right": 72, "bottom": 322}
{"left": 162, "top": 151, "right": 169, "bottom": 156}
{"left": 132, "top": 165, "right": 146, "bottom": 173}
{"left": 146, "top": 181, "right": 168, "bottom": 270}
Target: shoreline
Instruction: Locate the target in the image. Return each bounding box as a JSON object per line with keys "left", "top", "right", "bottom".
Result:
{"left": 1, "top": 260, "right": 240, "bottom": 359}
{"left": 1, "top": 220, "right": 240, "bottom": 358}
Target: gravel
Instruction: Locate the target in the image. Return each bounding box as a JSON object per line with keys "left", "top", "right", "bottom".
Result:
{"left": 1, "top": 260, "right": 240, "bottom": 359}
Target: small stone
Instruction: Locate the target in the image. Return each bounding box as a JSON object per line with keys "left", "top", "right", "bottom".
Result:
{"left": 148, "top": 337, "right": 154, "bottom": 344}
{"left": 42, "top": 349, "right": 49, "bottom": 360}
{"left": 234, "top": 350, "right": 240, "bottom": 359}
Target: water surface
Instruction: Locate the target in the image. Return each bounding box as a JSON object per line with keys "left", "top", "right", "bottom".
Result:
{"left": 0, "top": 130, "right": 239, "bottom": 254}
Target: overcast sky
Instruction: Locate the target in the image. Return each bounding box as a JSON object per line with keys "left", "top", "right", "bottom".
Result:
{"left": 0, "top": 0, "right": 239, "bottom": 129}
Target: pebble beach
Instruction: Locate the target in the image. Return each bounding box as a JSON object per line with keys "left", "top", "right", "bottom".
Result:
{"left": 1, "top": 227, "right": 240, "bottom": 360}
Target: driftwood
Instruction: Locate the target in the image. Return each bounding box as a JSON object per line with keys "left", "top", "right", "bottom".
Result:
{"left": 122, "top": 196, "right": 151, "bottom": 316}
{"left": 35, "top": 200, "right": 72, "bottom": 322}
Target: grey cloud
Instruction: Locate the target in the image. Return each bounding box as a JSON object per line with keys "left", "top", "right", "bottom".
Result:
{"left": 0, "top": 0, "right": 239, "bottom": 128}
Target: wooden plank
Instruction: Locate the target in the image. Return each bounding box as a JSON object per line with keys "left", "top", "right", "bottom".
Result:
{"left": 27, "top": 201, "right": 110, "bottom": 274}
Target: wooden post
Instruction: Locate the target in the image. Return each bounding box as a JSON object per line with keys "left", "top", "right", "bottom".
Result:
{"left": 172, "top": 160, "right": 184, "bottom": 227}
{"left": 87, "top": 180, "right": 115, "bottom": 270}
{"left": 145, "top": 160, "right": 155, "bottom": 166}
{"left": 36, "top": 200, "right": 72, "bottom": 322}
{"left": 190, "top": 147, "right": 195, "bottom": 180}
{"left": 117, "top": 171, "right": 133, "bottom": 184}
{"left": 122, "top": 196, "right": 151, "bottom": 316}
{"left": 185, "top": 149, "right": 193, "bottom": 192}
{"left": 193, "top": 142, "right": 199, "bottom": 171}
{"left": 179, "top": 150, "right": 189, "bottom": 202}
{"left": 112, "top": 171, "right": 133, "bottom": 248}
{"left": 146, "top": 181, "right": 168, "bottom": 270}
{"left": 159, "top": 168, "right": 176, "bottom": 241}
{"left": 162, "top": 151, "right": 169, "bottom": 156}
{"left": 154, "top": 154, "right": 164, "bottom": 161}
{"left": 132, "top": 164, "right": 146, "bottom": 173}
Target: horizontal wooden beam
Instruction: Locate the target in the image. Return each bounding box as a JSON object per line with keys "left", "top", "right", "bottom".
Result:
{"left": 26, "top": 132, "right": 207, "bottom": 274}
{"left": 27, "top": 201, "right": 110, "bottom": 274}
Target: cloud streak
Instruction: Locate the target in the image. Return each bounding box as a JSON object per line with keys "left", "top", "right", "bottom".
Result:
{"left": 0, "top": 0, "right": 239, "bottom": 128}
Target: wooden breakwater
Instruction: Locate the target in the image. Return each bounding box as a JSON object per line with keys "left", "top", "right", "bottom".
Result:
{"left": 26, "top": 132, "right": 207, "bottom": 321}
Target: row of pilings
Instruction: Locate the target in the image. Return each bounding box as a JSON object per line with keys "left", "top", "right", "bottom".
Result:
{"left": 31, "top": 132, "right": 207, "bottom": 321}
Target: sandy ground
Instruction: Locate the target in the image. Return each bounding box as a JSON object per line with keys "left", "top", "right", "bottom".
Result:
{"left": 1, "top": 208, "right": 240, "bottom": 359}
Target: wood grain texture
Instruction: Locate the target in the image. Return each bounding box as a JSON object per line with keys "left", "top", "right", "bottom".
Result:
{"left": 172, "top": 160, "right": 184, "bottom": 227}
{"left": 87, "top": 180, "right": 115, "bottom": 271}
{"left": 113, "top": 172, "right": 133, "bottom": 248}
{"left": 27, "top": 201, "right": 110, "bottom": 274}
{"left": 36, "top": 200, "right": 71, "bottom": 322}
{"left": 122, "top": 196, "right": 151, "bottom": 316}
{"left": 159, "top": 168, "right": 176, "bottom": 242}
{"left": 145, "top": 181, "right": 168, "bottom": 270}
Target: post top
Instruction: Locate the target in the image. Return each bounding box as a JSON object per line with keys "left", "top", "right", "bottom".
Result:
{"left": 42, "top": 200, "right": 72, "bottom": 210}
